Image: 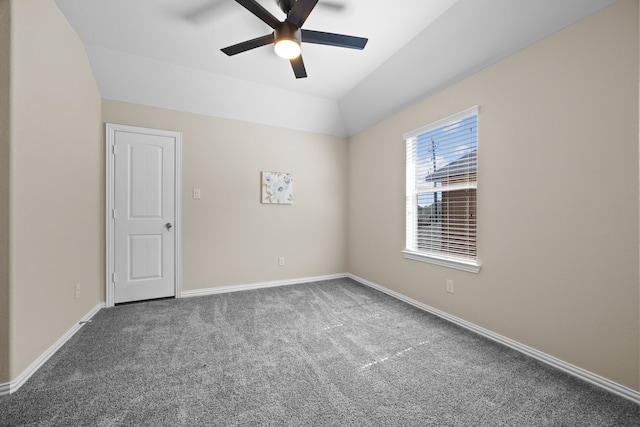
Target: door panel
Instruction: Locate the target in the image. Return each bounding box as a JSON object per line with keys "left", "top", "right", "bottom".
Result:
{"left": 113, "top": 129, "right": 176, "bottom": 304}
{"left": 129, "top": 235, "right": 163, "bottom": 280}
{"left": 129, "top": 144, "right": 163, "bottom": 218}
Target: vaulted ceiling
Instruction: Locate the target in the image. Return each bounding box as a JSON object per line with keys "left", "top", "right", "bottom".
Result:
{"left": 54, "top": 0, "right": 617, "bottom": 136}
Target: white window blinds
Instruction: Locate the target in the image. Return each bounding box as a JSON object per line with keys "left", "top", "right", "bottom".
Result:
{"left": 403, "top": 106, "right": 479, "bottom": 272}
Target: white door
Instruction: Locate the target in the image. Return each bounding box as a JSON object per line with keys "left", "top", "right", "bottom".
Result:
{"left": 107, "top": 124, "right": 181, "bottom": 305}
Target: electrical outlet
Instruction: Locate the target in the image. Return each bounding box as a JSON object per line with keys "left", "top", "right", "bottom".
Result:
{"left": 446, "top": 279, "right": 454, "bottom": 294}
{"left": 75, "top": 283, "right": 81, "bottom": 299}
{"left": 278, "top": 256, "right": 285, "bottom": 266}
{"left": 193, "top": 188, "right": 201, "bottom": 199}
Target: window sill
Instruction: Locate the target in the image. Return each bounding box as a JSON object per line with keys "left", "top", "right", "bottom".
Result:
{"left": 402, "top": 250, "right": 481, "bottom": 274}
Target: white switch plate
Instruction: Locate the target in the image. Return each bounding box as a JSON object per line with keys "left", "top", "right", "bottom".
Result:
{"left": 446, "top": 279, "right": 454, "bottom": 294}
{"left": 278, "top": 257, "right": 285, "bottom": 266}
{"left": 193, "top": 188, "right": 201, "bottom": 199}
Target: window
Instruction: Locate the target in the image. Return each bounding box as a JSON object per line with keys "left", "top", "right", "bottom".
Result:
{"left": 403, "top": 106, "right": 480, "bottom": 273}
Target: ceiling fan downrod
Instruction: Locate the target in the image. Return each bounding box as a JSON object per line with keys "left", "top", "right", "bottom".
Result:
{"left": 277, "top": 0, "right": 296, "bottom": 14}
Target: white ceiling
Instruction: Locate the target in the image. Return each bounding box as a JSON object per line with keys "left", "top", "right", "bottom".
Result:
{"left": 54, "top": 0, "right": 617, "bottom": 137}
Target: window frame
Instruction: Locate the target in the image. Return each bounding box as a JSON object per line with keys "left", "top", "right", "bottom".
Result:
{"left": 402, "top": 106, "right": 481, "bottom": 274}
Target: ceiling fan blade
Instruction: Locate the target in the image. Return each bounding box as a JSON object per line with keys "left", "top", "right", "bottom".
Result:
{"left": 302, "top": 29, "right": 368, "bottom": 50}
{"left": 290, "top": 55, "right": 307, "bottom": 79}
{"left": 221, "top": 33, "right": 274, "bottom": 56}
{"left": 286, "top": 0, "right": 318, "bottom": 28}
{"left": 235, "top": 0, "right": 281, "bottom": 29}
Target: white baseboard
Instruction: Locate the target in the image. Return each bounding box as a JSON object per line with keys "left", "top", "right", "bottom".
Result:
{"left": 347, "top": 273, "right": 640, "bottom": 405}
{"left": 0, "top": 303, "right": 104, "bottom": 396}
{"left": 180, "top": 273, "right": 349, "bottom": 298}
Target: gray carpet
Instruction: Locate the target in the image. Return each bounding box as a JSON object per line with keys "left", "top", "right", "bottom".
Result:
{"left": 0, "top": 278, "right": 638, "bottom": 426}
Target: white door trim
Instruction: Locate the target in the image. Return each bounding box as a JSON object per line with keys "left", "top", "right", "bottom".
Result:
{"left": 105, "top": 123, "right": 182, "bottom": 307}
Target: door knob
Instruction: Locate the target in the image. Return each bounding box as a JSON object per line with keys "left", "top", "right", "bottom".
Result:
{"left": 166, "top": 223, "right": 172, "bottom": 231}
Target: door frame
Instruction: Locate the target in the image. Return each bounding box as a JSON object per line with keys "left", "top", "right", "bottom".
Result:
{"left": 105, "top": 123, "right": 182, "bottom": 307}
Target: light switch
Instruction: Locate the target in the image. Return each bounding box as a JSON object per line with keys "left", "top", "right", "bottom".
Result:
{"left": 193, "top": 188, "right": 201, "bottom": 199}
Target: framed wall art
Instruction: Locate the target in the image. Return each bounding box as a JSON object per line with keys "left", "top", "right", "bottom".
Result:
{"left": 261, "top": 171, "right": 293, "bottom": 204}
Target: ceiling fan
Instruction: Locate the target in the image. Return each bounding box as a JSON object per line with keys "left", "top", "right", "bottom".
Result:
{"left": 221, "top": 0, "right": 368, "bottom": 79}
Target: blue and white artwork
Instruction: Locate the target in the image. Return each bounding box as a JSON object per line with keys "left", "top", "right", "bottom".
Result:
{"left": 261, "top": 171, "right": 293, "bottom": 204}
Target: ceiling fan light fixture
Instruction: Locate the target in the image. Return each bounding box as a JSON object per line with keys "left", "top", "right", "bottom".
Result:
{"left": 274, "top": 37, "right": 301, "bottom": 59}
{"left": 274, "top": 22, "right": 302, "bottom": 59}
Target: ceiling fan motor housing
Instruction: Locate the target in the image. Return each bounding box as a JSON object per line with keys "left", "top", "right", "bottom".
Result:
{"left": 275, "top": 21, "right": 301, "bottom": 44}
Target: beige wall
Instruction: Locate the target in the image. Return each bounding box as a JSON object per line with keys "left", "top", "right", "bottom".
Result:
{"left": 102, "top": 100, "right": 348, "bottom": 291}
{"left": 0, "top": 0, "right": 10, "bottom": 384}
{"left": 348, "top": 0, "right": 640, "bottom": 391}
{"left": 9, "top": 0, "right": 102, "bottom": 380}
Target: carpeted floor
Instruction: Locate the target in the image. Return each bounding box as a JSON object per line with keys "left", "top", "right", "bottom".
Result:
{"left": 0, "top": 278, "right": 638, "bottom": 426}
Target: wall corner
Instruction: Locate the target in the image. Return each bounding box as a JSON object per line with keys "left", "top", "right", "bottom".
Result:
{"left": 0, "top": 0, "right": 11, "bottom": 386}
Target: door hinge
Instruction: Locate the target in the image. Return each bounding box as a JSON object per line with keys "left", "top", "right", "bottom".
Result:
{"left": 112, "top": 144, "right": 117, "bottom": 155}
{"left": 112, "top": 209, "right": 117, "bottom": 219}
{"left": 112, "top": 273, "right": 117, "bottom": 283}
